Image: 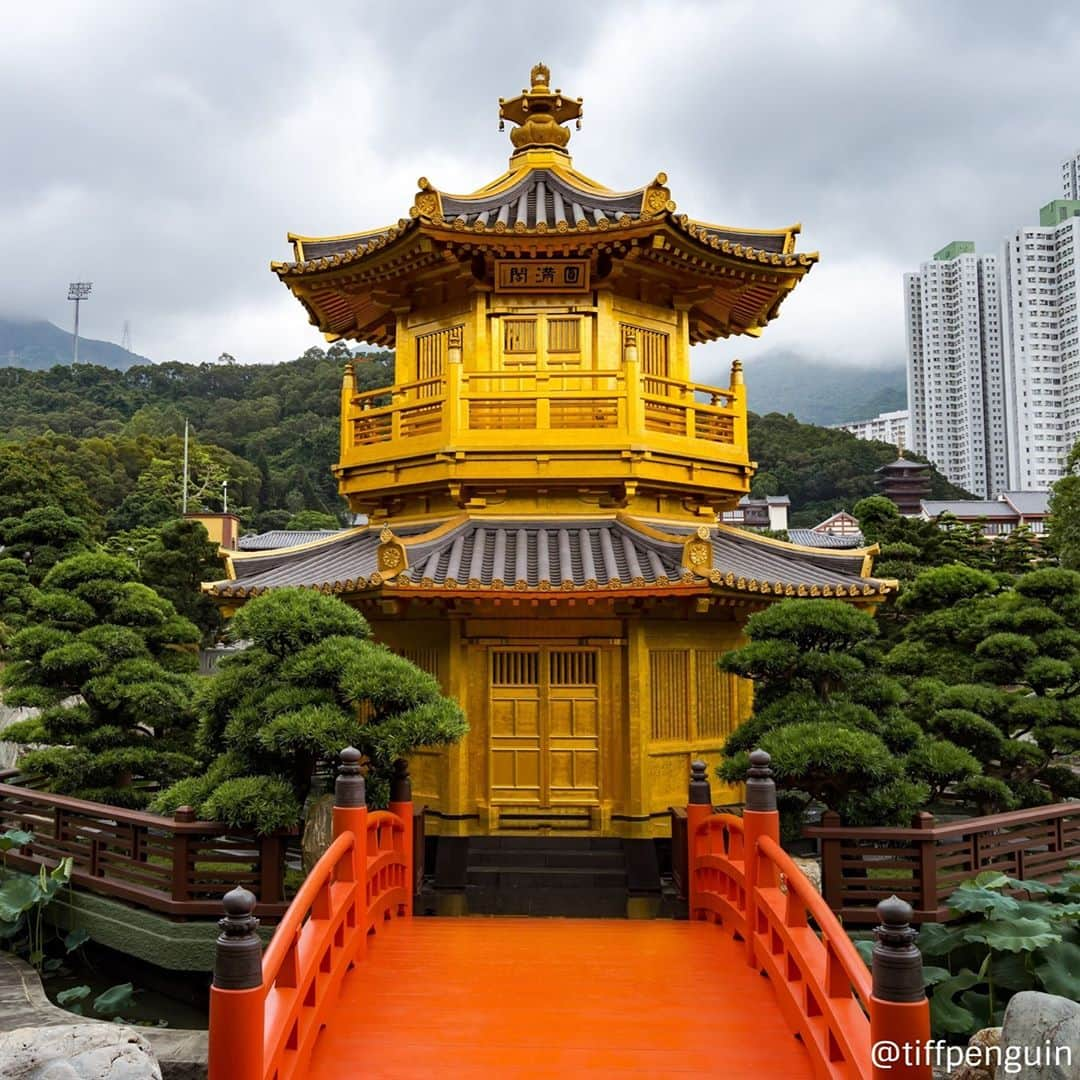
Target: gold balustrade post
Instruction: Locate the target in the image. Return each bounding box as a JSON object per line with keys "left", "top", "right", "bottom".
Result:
{"left": 339, "top": 362, "right": 355, "bottom": 461}
{"left": 447, "top": 361, "right": 463, "bottom": 440}
{"left": 730, "top": 359, "right": 747, "bottom": 453}
{"left": 622, "top": 328, "right": 645, "bottom": 440}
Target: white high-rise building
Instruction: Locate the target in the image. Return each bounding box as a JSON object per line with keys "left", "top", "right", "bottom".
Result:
{"left": 1062, "top": 150, "right": 1080, "bottom": 200}
{"left": 1000, "top": 200, "right": 1080, "bottom": 489}
{"left": 833, "top": 409, "right": 909, "bottom": 449}
{"left": 904, "top": 241, "right": 1008, "bottom": 497}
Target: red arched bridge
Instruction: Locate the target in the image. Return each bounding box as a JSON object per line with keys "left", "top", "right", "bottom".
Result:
{"left": 208, "top": 751, "right": 932, "bottom": 1080}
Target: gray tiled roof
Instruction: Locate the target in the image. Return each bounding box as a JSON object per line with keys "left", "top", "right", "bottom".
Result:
{"left": 921, "top": 500, "right": 1016, "bottom": 519}
{"left": 404, "top": 520, "right": 683, "bottom": 587}
{"left": 1000, "top": 491, "right": 1050, "bottom": 516}
{"left": 237, "top": 530, "right": 345, "bottom": 551}
{"left": 298, "top": 228, "right": 398, "bottom": 260}
{"left": 786, "top": 529, "right": 866, "bottom": 549}
{"left": 877, "top": 457, "right": 930, "bottom": 473}
{"left": 440, "top": 169, "right": 643, "bottom": 231}
{"left": 207, "top": 517, "right": 889, "bottom": 600}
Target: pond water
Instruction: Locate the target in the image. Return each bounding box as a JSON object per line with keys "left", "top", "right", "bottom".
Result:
{"left": 42, "top": 945, "right": 209, "bottom": 1031}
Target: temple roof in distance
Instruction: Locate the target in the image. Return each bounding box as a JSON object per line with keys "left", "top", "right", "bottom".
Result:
{"left": 785, "top": 528, "right": 865, "bottom": 549}
{"left": 206, "top": 515, "right": 893, "bottom": 602}
{"left": 236, "top": 529, "right": 345, "bottom": 551}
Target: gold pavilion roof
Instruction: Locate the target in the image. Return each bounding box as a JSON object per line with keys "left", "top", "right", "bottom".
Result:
{"left": 272, "top": 65, "right": 818, "bottom": 347}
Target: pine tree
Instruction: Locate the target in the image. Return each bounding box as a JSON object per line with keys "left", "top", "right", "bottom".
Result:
{"left": 1, "top": 552, "right": 200, "bottom": 807}
{"left": 152, "top": 588, "right": 467, "bottom": 834}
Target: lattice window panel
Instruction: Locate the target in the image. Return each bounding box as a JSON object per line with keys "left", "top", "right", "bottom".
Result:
{"left": 492, "top": 650, "right": 540, "bottom": 686}
{"left": 415, "top": 328, "right": 452, "bottom": 394}
{"left": 503, "top": 318, "right": 538, "bottom": 359}
{"left": 398, "top": 647, "right": 441, "bottom": 682}
{"left": 649, "top": 650, "right": 690, "bottom": 741}
{"left": 549, "top": 650, "right": 597, "bottom": 687}
{"left": 547, "top": 317, "right": 582, "bottom": 364}
{"left": 624, "top": 324, "right": 670, "bottom": 396}
{"left": 695, "top": 650, "right": 737, "bottom": 739}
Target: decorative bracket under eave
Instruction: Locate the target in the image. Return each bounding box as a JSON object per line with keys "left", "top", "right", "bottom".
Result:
{"left": 377, "top": 526, "right": 409, "bottom": 575}
{"left": 410, "top": 177, "right": 443, "bottom": 221}
{"left": 641, "top": 172, "right": 676, "bottom": 218}
{"left": 682, "top": 526, "right": 713, "bottom": 573}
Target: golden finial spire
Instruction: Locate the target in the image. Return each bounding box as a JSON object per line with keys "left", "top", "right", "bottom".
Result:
{"left": 498, "top": 63, "right": 583, "bottom": 151}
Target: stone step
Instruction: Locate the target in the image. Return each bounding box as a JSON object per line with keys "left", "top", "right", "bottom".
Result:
{"left": 467, "top": 849, "right": 626, "bottom": 869}
{"left": 466, "top": 866, "right": 627, "bottom": 890}
{"left": 468, "top": 836, "right": 623, "bottom": 852}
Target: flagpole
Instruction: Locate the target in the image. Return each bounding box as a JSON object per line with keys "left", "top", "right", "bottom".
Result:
{"left": 182, "top": 420, "right": 189, "bottom": 514}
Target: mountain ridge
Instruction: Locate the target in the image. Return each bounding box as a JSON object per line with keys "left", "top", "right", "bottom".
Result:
{"left": 0, "top": 317, "right": 150, "bottom": 371}
{"left": 744, "top": 351, "right": 907, "bottom": 426}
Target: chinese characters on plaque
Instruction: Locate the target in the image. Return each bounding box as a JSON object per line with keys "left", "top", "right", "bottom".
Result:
{"left": 494, "top": 259, "right": 590, "bottom": 294}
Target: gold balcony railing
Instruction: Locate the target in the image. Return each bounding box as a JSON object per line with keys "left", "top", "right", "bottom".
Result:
{"left": 342, "top": 367, "right": 746, "bottom": 465}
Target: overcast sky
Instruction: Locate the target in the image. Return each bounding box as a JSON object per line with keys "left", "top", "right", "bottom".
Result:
{"left": 3, "top": 1, "right": 1079, "bottom": 381}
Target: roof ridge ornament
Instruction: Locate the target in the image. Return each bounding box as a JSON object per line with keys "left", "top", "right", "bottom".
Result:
{"left": 499, "top": 62, "right": 583, "bottom": 151}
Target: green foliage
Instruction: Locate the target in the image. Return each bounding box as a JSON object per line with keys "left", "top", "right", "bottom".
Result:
{"left": 0, "top": 853, "right": 74, "bottom": 969}
{"left": 917, "top": 869, "right": 1080, "bottom": 1037}
{"left": 0, "top": 442, "right": 99, "bottom": 527}
{"left": 723, "top": 722, "right": 925, "bottom": 826}
{"left": 883, "top": 560, "right": 1080, "bottom": 806}
{"left": 905, "top": 740, "right": 981, "bottom": 800}
{"left": 719, "top": 599, "right": 931, "bottom": 826}
{"left": 200, "top": 777, "right": 300, "bottom": 836}
{"left": 284, "top": 509, "right": 342, "bottom": 530}
{"left": 136, "top": 518, "right": 225, "bottom": 641}
{"left": 0, "top": 346, "right": 394, "bottom": 527}
{"left": 1, "top": 551, "right": 199, "bottom": 807}
{"left": 0, "top": 507, "right": 94, "bottom": 584}
{"left": 1048, "top": 441, "right": 1080, "bottom": 569}
{"left": 154, "top": 588, "right": 467, "bottom": 832}
{"left": 231, "top": 589, "right": 371, "bottom": 657}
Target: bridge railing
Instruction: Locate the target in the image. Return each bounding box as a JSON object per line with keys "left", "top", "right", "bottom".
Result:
{"left": 687, "top": 753, "right": 932, "bottom": 1080}
{"left": 207, "top": 748, "right": 413, "bottom": 1080}
{"left": 0, "top": 779, "right": 290, "bottom": 921}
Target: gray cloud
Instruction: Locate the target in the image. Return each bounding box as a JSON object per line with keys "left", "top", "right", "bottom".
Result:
{"left": 3, "top": 0, "right": 1078, "bottom": 380}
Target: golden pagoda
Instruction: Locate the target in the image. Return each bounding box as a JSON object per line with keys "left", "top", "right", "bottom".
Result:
{"left": 207, "top": 65, "right": 891, "bottom": 856}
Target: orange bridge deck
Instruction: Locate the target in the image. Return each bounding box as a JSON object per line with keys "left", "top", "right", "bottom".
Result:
{"left": 307, "top": 917, "right": 815, "bottom": 1079}
{"left": 207, "top": 756, "right": 934, "bottom": 1080}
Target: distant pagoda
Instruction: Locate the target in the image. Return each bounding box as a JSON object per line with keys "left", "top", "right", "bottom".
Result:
{"left": 207, "top": 64, "right": 893, "bottom": 849}
{"left": 876, "top": 453, "right": 931, "bottom": 515}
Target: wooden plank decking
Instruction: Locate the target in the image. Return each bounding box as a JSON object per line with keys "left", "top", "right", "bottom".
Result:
{"left": 307, "top": 918, "right": 815, "bottom": 1079}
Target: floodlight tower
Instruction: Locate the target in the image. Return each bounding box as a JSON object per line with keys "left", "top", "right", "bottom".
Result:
{"left": 67, "top": 282, "right": 93, "bottom": 365}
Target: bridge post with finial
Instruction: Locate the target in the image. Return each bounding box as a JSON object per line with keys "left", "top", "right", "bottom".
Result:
{"left": 742, "top": 749, "right": 780, "bottom": 968}
{"left": 870, "top": 896, "right": 932, "bottom": 1080}
{"left": 334, "top": 746, "right": 369, "bottom": 956}
{"left": 686, "top": 760, "right": 713, "bottom": 920}
{"left": 208, "top": 887, "right": 263, "bottom": 1080}
{"left": 389, "top": 758, "right": 415, "bottom": 917}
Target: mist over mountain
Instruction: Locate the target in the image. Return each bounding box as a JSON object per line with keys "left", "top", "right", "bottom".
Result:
{"left": 0, "top": 317, "right": 151, "bottom": 371}
{"left": 744, "top": 351, "right": 907, "bottom": 427}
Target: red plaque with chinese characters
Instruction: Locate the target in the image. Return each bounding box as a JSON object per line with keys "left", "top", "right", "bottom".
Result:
{"left": 494, "top": 258, "right": 590, "bottom": 294}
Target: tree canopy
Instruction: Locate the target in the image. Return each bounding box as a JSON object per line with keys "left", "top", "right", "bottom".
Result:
{"left": 151, "top": 589, "right": 468, "bottom": 833}
{"left": 1, "top": 552, "right": 201, "bottom": 807}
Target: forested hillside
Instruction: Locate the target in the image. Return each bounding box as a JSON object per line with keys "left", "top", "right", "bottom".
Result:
{"left": 0, "top": 346, "right": 390, "bottom": 533}
{"left": 0, "top": 348, "right": 961, "bottom": 534}
{"left": 748, "top": 412, "right": 969, "bottom": 526}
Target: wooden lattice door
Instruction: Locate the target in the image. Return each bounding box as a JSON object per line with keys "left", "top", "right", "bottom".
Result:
{"left": 489, "top": 646, "right": 601, "bottom": 808}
